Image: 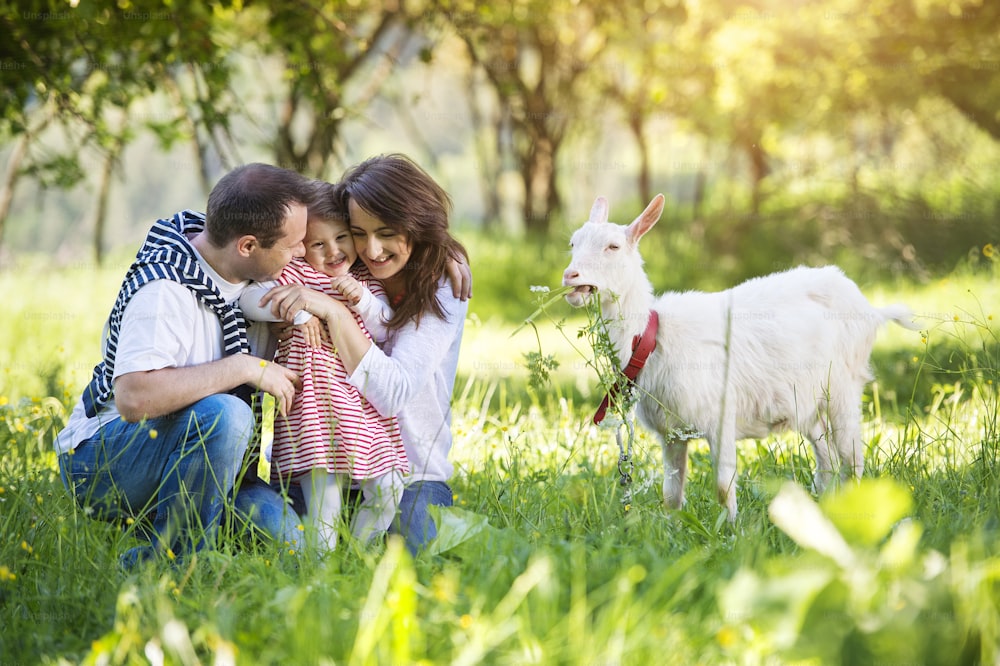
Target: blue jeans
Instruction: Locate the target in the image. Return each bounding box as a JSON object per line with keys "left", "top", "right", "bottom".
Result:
{"left": 390, "top": 480, "right": 453, "bottom": 555}
{"left": 59, "top": 394, "right": 300, "bottom": 557}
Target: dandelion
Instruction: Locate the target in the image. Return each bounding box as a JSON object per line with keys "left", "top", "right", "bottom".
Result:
{"left": 984, "top": 243, "right": 996, "bottom": 259}
{"left": 288, "top": 549, "right": 296, "bottom": 555}
{"left": 149, "top": 429, "right": 158, "bottom": 440}
{"left": 0, "top": 396, "right": 7, "bottom": 407}
{"left": 459, "top": 614, "right": 473, "bottom": 630}
{"left": 296, "top": 524, "right": 304, "bottom": 531}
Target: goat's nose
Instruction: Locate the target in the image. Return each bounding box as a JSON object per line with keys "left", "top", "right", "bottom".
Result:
{"left": 562, "top": 268, "right": 579, "bottom": 284}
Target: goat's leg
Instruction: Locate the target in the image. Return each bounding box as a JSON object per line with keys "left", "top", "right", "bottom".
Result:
{"left": 830, "top": 394, "right": 865, "bottom": 483}
{"left": 807, "top": 416, "right": 837, "bottom": 494}
{"left": 661, "top": 436, "right": 689, "bottom": 510}
{"left": 709, "top": 419, "right": 739, "bottom": 520}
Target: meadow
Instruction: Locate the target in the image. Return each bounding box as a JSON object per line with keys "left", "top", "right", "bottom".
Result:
{"left": 1, "top": 236, "right": 1000, "bottom": 664}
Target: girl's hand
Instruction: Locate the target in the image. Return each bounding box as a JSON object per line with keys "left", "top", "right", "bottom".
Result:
{"left": 297, "top": 316, "right": 326, "bottom": 348}
{"left": 331, "top": 275, "right": 364, "bottom": 305}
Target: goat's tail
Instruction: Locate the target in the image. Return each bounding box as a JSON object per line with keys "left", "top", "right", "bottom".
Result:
{"left": 879, "top": 304, "right": 922, "bottom": 331}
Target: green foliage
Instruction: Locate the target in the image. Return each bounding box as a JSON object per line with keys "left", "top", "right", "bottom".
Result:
{"left": 4, "top": 239, "right": 1000, "bottom": 664}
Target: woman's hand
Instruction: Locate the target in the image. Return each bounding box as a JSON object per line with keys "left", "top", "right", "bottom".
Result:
{"left": 446, "top": 254, "right": 472, "bottom": 300}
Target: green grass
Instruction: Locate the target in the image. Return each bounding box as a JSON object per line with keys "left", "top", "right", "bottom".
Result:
{"left": 2, "top": 249, "right": 1000, "bottom": 663}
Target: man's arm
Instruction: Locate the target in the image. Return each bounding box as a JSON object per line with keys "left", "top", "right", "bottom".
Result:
{"left": 115, "top": 353, "right": 301, "bottom": 422}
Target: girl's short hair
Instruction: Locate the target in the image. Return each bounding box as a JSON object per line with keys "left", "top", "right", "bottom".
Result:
{"left": 336, "top": 154, "right": 467, "bottom": 330}
{"left": 308, "top": 180, "right": 347, "bottom": 224}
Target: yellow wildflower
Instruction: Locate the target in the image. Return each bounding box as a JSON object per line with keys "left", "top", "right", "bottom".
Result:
{"left": 984, "top": 243, "right": 996, "bottom": 258}
{"left": 459, "top": 614, "right": 473, "bottom": 630}
{"left": 20, "top": 541, "right": 32, "bottom": 554}
{"left": 716, "top": 626, "right": 739, "bottom": 648}
{"left": 149, "top": 429, "right": 158, "bottom": 440}
{"left": 0, "top": 396, "right": 7, "bottom": 407}
{"left": 166, "top": 549, "right": 176, "bottom": 561}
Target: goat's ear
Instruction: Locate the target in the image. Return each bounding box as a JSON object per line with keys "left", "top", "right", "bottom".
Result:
{"left": 588, "top": 196, "right": 609, "bottom": 224}
{"left": 626, "top": 194, "right": 665, "bottom": 244}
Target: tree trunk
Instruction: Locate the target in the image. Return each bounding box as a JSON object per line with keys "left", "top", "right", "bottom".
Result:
{"left": 627, "top": 111, "right": 651, "bottom": 205}
{"left": 741, "top": 136, "right": 769, "bottom": 216}
{"left": 91, "top": 138, "right": 125, "bottom": 266}
{"left": 521, "top": 132, "right": 560, "bottom": 235}
{"left": 0, "top": 132, "right": 30, "bottom": 267}
{"left": 466, "top": 69, "right": 502, "bottom": 229}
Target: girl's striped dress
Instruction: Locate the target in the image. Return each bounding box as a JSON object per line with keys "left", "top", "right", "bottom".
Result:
{"left": 268, "top": 260, "right": 408, "bottom": 482}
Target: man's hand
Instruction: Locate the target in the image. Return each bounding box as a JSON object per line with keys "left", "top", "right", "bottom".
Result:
{"left": 248, "top": 356, "right": 301, "bottom": 416}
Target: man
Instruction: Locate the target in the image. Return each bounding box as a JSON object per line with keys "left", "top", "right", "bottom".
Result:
{"left": 55, "top": 163, "right": 314, "bottom": 568}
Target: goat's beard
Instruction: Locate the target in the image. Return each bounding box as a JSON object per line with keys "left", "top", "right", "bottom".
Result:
{"left": 564, "top": 284, "right": 595, "bottom": 307}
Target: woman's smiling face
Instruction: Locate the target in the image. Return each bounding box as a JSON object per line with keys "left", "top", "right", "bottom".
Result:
{"left": 348, "top": 198, "right": 413, "bottom": 282}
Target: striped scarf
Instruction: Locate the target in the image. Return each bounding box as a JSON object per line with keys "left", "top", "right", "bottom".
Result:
{"left": 81, "top": 210, "right": 250, "bottom": 417}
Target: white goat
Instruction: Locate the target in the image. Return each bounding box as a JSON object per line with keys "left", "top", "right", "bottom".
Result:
{"left": 562, "top": 194, "right": 918, "bottom": 519}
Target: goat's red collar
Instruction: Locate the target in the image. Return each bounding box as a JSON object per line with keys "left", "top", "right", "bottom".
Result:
{"left": 593, "top": 310, "right": 659, "bottom": 425}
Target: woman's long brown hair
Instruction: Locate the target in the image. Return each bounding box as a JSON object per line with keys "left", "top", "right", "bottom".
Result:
{"left": 335, "top": 154, "right": 468, "bottom": 331}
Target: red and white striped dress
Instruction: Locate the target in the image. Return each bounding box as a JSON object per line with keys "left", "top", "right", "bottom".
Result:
{"left": 268, "top": 260, "right": 408, "bottom": 483}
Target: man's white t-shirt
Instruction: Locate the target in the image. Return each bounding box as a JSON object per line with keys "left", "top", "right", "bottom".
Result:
{"left": 55, "top": 249, "right": 248, "bottom": 454}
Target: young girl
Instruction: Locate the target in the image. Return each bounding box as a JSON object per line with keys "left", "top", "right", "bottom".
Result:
{"left": 259, "top": 154, "right": 470, "bottom": 555}
{"left": 240, "top": 183, "right": 408, "bottom": 550}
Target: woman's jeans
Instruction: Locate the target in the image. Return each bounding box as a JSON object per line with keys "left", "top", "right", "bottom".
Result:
{"left": 59, "top": 394, "right": 300, "bottom": 557}
{"left": 391, "top": 480, "right": 453, "bottom": 555}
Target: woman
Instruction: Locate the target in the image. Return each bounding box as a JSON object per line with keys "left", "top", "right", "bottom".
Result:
{"left": 262, "top": 154, "right": 469, "bottom": 554}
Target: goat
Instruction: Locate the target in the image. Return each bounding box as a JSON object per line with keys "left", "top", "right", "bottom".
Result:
{"left": 562, "top": 194, "right": 918, "bottom": 519}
